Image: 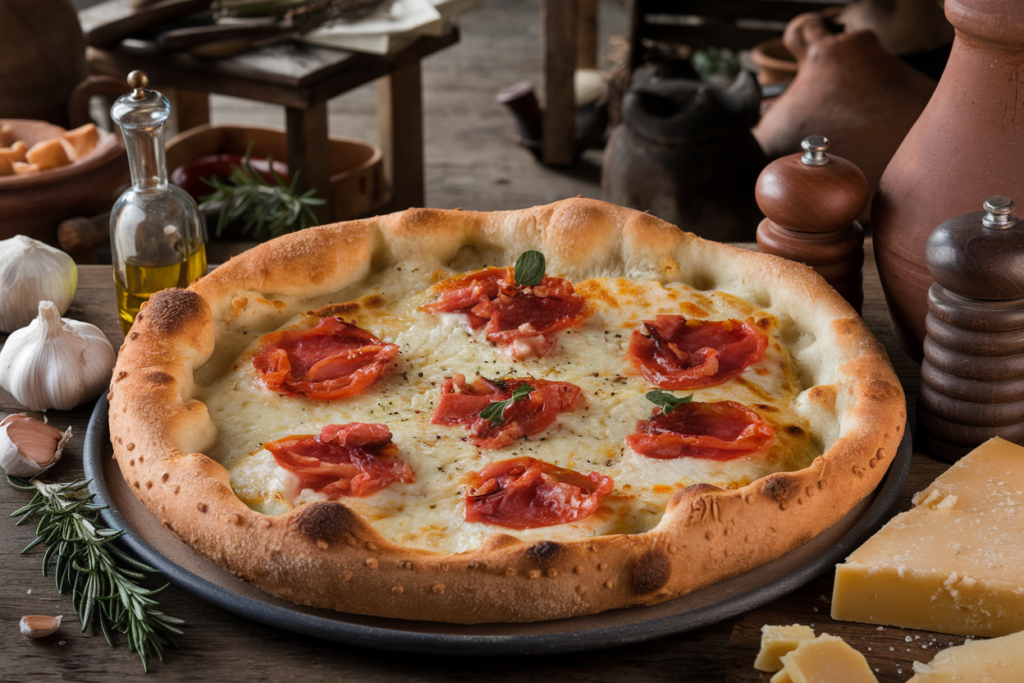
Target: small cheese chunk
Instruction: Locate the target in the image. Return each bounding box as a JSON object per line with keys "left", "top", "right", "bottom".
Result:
{"left": 13, "top": 162, "right": 40, "bottom": 175}
{"left": 0, "top": 153, "right": 12, "bottom": 176}
{"left": 61, "top": 123, "right": 99, "bottom": 161}
{"left": 0, "top": 140, "right": 28, "bottom": 164}
{"left": 754, "top": 624, "right": 817, "bottom": 671}
{"left": 0, "top": 123, "right": 14, "bottom": 147}
{"left": 26, "top": 138, "right": 71, "bottom": 171}
{"left": 778, "top": 635, "right": 878, "bottom": 683}
{"left": 907, "top": 629, "right": 1024, "bottom": 682}
{"left": 832, "top": 437, "right": 1024, "bottom": 637}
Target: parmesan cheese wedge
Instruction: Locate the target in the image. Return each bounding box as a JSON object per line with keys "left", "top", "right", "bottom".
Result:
{"left": 754, "top": 624, "right": 817, "bottom": 671}
{"left": 776, "top": 634, "right": 878, "bottom": 683}
{"left": 26, "top": 138, "right": 70, "bottom": 171}
{"left": 0, "top": 141, "right": 28, "bottom": 164}
{"left": 832, "top": 437, "right": 1024, "bottom": 637}
{"left": 907, "top": 629, "right": 1024, "bottom": 682}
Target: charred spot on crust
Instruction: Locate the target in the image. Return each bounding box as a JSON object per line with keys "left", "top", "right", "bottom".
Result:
{"left": 863, "top": 379, "right": 901, "bottom": 403}
{"left": 632, "top": 551, "right": 671, "bottom": 594}
{"left": 146, "top": 288, "right": 207, "bottom": 335}
{"left": 784, "top": 425, "right": 804, "bottom": 436}
{"left": 526, "top": 541, "right": 562, "bottom": 567}
{"left": 363, "top": 295, "right": 385, "bottom": 309}
{"left": 317, "top": 302, "right": 359, "bottom": 317}
{"left": 145, "top": 371, "right": 174, "bottom": 385}
{"left": 295, "top": 502, "right": 361, "bottom": 543}
{"left": 763, "top": 474, "right": 797, "bottom": 504}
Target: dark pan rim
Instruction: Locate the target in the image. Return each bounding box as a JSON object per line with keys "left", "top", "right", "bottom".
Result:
{"left": 84, "top": 395, "right": 912, "bottom": 656}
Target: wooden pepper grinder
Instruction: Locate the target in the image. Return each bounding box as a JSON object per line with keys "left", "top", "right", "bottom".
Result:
{"left": 918, "top": 196, "right": 1024, "bottom": 462}
{"left": 755, "top": 136, "right": 868, "bottom": 313}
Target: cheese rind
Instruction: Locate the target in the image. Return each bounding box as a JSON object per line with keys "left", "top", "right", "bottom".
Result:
{"left": 907, "top": 629, "right": 1024, "bottom": 682}
{"left": 831, "top": 437, "right": 1024, "bottom": 637}
{"left": 778, "top": 635, "right": 878, "bottom": 683}
{"left": 754, "top": 624, "right": 817, "bottom": 671}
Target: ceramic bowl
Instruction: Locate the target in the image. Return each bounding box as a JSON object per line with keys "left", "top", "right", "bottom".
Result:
{"left": 165, "top": 124, "right": 386, "bottom": 224}
{"left": 0, "top": 119, "right": 128, "bottom": 245}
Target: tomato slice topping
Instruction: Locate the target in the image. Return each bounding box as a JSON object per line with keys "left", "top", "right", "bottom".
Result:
{"left": 465, "top": 457, "right": 613, "bottom": 529}
{"left": 422, "top": 267, "right": 585, "bottom": 359}
{"left": 626, "top": 400, "right": 774, "bottom": 461}
{"left": 627, "top": 315, "right": 767, "bottom": 390}
{"left": 251, "top": 317, "right": 399, "bottom": 400}
{"left": 265, "top": 423, "right": 414, "bottom": 498}
{"left": 430, "top": 374, "right": 582, "bottom": 449}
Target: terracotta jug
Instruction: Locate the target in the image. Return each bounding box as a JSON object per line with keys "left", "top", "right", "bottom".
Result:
{"left": 602, "top": 70, "right": 765, "bottom": 243}
{"left": 0, "top": 0, "right": 87, "bottom": 127}
{"left": 754, "top": 13, "right": 935, "bottom": 220}
{"left": 872, "top": 0, "right": 1024, "bottom": 362}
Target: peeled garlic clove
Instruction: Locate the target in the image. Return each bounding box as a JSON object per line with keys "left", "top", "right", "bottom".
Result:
{"left": 20, "top": 614, "right": 63, "bottom": 639}
{"left": 0, "top": 301, "right": 116, "bottom": 411}
{"left": 0, "top": 414, "right": 72, "bottom": 478}
{"left": 0, "top": 235, "right": 77, "bottom": 333}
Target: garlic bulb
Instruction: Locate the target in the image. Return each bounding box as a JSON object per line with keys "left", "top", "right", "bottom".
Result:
{"left": 0, "top": 414, "right": 71, "bottom": 477}
{"left": 0, "top": 301, "right": 116, "bottom": 411}
{"left": 0, "top": 235, "right": 78, "bottom": 333}
{"left": 20, "top": 615, "right": 63, "bottom": 639}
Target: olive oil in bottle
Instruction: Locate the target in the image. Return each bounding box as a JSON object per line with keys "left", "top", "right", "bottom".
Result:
{"left": 109, "top": 71, "right": 206, "bottom": 335}
{"left": 114, "top": 247, "right": 207, "bottom": 334}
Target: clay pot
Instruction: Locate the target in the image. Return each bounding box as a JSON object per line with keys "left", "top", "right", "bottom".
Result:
{"left": 0, "top": 119, "right": 128, "bottom": 246}
{"left": 750, "top": 40, "right": 797, "bottom": 86}
{"left": 0, "top": 0, "right": 86, "bottom": 127}
{"left": 872, "top": 0, "right": 1024, "bottom": 362}
{"left": 754, "top": 13, "right": 936, "bottom": 220}
{"left": 165, "top": 124, "right": 386, "bottom": 225}
{"left": 602, "top": 71, "right": 766, "bottom": 243}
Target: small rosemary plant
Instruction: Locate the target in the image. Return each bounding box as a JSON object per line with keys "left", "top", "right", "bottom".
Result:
{"left": 200, "top": 145, "right": 325, "bottom": 241}
{"left": 8, "top": 474, "right": 183, "bottom": 672}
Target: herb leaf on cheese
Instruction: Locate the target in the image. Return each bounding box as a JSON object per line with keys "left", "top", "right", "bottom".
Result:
{"left": 646, "top": 390, "right": 693, "bottom": 414}
{"left": 514, "top": 251, "right": 546, "bottom": 287}
{"left": 480, "top": 383, "right": 535, "bottom": 424}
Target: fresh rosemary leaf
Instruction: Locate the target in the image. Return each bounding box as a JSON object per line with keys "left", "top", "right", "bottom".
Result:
{"left": 514, "top": 250, "right": 546, "bottom": 287}
{"left": 199, "top": 143, "right": 326, "bottom": 241}
{"left": 7, "top": 476, "right": 183, "bottom": 672}
{"left": 480, "top": 383, "right": 535, "bottom": 424}
{"left": 645, "top": 390, "right": 694, "bottom": 414}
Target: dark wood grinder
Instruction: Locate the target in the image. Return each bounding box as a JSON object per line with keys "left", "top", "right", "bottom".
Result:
{"left": 755, "top": 136, "right": 868, "bottom": 313}
{"left": 918, "top": 196, "right": 1024, "bottom": 462}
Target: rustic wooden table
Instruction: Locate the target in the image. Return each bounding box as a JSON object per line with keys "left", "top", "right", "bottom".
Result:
{"left": 0, "top": 242, "right": 953, "bottom": 682}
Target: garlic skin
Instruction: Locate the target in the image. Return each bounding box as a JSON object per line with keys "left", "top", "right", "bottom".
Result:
{"left": 0, "top": 235, "right": 78, "bottom": 333}
{"left": 0, "top": 414, "right": 72, "bottom": 478}
{"left": 0, "top": 301, "right": 116, "bottom": 411}
{"left": 20, "top": 615, "right": 63, "bottom": 639}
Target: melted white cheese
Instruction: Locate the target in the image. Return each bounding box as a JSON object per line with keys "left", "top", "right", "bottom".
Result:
{"left": 194, "top": 275, "right": 817, "bottom": 553}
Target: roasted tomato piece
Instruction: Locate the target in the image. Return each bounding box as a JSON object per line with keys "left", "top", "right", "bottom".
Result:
{"left": 465, "top": 457, "right": 613, "bottom": 529}
{"left": 628, "top": 315, "right": 767, "bottom": 390}
{"left": 430, "top": 374, "right": 581, "bottom": 449}
{"left": 251, "top": 317, "right": 398, "bottom": 400}
{"left": 627, "top": 400, "right": 774, "bottom": 461}
{"left": 265, "top": 423, "right": 414, "bottom": 498}
{"left": 422, "top": 267, "right": 585, "bottom": 359}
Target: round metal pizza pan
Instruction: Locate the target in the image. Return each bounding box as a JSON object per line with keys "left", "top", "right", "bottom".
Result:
{"left": 84, "top": 395, "right": 912, "bottom": 656}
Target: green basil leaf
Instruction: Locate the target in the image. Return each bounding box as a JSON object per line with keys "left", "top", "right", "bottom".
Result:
{"left": 480, "top": 400, "right": 509, "bottom": 424}
{"left": 514, "top": 250, "right": 546, "bottom": 287}
{"left": 645, "top": 390, "right": 693, "bottom": 414}
{"left": 480, "top": 383, "right": 536, "bottom": 424}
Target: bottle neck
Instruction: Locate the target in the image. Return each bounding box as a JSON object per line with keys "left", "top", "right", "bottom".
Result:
{"left": 123, "top": 124, "right": 168, "bottom": 191}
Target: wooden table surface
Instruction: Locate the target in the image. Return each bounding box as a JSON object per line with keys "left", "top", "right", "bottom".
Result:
{"left": 1, "top": 242, "right": 952, "bottom": 682}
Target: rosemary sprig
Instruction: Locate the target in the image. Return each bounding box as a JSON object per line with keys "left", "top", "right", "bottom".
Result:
{"left": 8, "top": 474, "right": 184, "bottom": 672}
{"left": 200, "top": 144, "right": 325, "bottom": 241}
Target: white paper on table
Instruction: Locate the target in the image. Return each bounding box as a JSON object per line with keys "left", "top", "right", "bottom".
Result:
{"left": 302, "top": 0, "right": 478, "bottom": 53}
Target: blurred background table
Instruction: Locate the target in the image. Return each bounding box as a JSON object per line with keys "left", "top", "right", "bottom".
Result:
{"left": 81, "top": 0, "right": 460, "bottom": 222}
{"left": 0, "top": 240, "right": 947, "bottom": 682}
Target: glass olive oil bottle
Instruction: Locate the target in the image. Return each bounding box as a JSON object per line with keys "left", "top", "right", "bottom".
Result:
{"left": 110, "top": 71, "right": 206, "bottom": 335}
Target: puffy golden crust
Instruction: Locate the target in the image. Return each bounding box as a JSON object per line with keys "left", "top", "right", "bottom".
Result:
{"left": 109, "top": 198, "right": 905, "bottom": 623}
